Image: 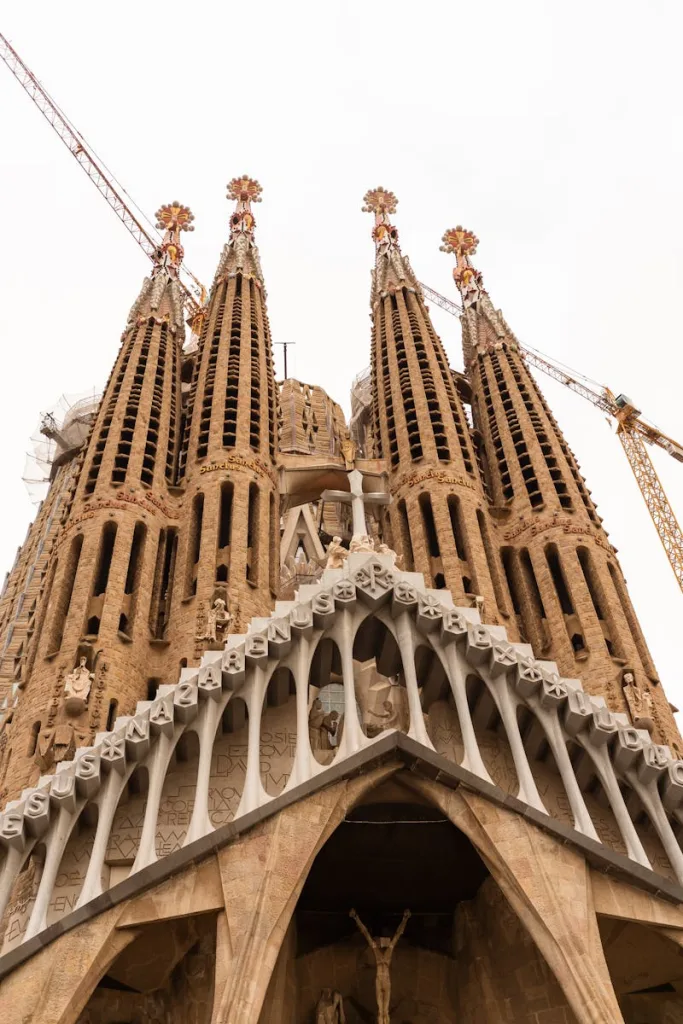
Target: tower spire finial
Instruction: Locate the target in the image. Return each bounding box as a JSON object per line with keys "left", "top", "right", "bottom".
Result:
{"left": 226, "top": 175, "right": 262, "bottom": 240}
{"left": 440, "top": 226, "right": 483, "bottom": 308}
{"left": 153, "top": 202, "right": 195, "bottom": 277}
{"left": 362, "top": 187, "right": 400, "bottom": 254}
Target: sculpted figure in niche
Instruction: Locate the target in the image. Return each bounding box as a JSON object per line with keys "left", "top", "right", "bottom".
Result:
{"left": 63, "top": 656, "right": 94, "bottom": 715}
{"left": 366, "top": 698, "right": 401, "bottom": 737}
{"left": 201, "top": 598, "right": 233, "bottom": 643}
{"left": 340, "top": 437, "right": 357, "bottom": 470}
{"left": 309, "top": 698, "right": 339, "bottom": 750}
{"left": 350, "top": 908, "right": 410, "bottom": 1024}
{"left": 622, "top": 669, "right": 655, "bottom": 734}
{"left": 316, "top": 988, "right": 346, "bottom": 1024}
{"left": 326, "top": 536, "right": 348, "bottom": 570}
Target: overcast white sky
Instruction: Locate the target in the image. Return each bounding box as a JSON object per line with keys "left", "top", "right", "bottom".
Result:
{"left": 1, "top": 1, "right": 682, "bottom": 713}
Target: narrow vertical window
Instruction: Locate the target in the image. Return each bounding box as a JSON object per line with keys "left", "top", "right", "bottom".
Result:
{"left": 185, "top": 493, "right": 204, "bottom": 597}
{"left": 119, "top": 522, "right": 146, "bottom": 637}
{"left": 247, "top": 483, "right": 260, "bottom": 584}
{"left": 50, "top": 534, "right": 83, "bottom": 651}
{"left": 269, "top": 491, "right": 279, "bottom": 595}
{"left": 608, "top": 561, "right": 654, "bottom": 671}
{"left": 86, "top": 523, "right": 117, "bottom": 636}
{"left": 216, "top": 483, "right": 233, "bottom": 583}
{"left": 447, "top": 496, "right": 466, "bottom": 560}
{"left": 546, "top": 543, "right": 585, "bottom": 653}
{"left": 27, "top": 721, "right": 41, "bottom": 757}
{"left": 397, "top": 499, "right": 414, "bottom": 571}
{"left": 477, "top": 510, "right": 508, "bottom": 615}
{"left": 501, "top": 547, "right": 527, "bottom": 642}
{"left": 150, "top": 527, "right": 178, "bottom": 639}
{"left": 106, "top": 700, "right": 118, "bottom": 731}
{"left": 419, "top": 494, "right": 440, "bottom": 557}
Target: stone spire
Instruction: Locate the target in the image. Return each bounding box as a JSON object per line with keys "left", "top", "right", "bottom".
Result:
{"left": 125, "top": 202, "right": 195, "bottom": 335}
{"left": 362, "top": 188, "right": 501, "bottom": 614}
{"left": 0, "top": 204, "right": 194, "bottom": 800}
{"left": 441, "top": 226, "right": 678, "bottom": 745}
{"left": 172, "top": 177, "right": 279, "bottom": 661}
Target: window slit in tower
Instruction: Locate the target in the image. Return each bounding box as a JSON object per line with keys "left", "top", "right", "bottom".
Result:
{"left": 86, "top": 522, "right": 117, "bottom": 636}
{"left": 119, "top": 522, "right": 146, "bottom": 637}
{"left": 520, "top": 549, "right": 546, "bottom": 619}
{"left": 397, "top": 499, "right": 414, "bottom": 571}
{"left": 419, "top": 494, "right": 440, "bottom": 559}
{"left": 112, "top": 319, "right": 153, "bottom": 485}
{"left": 185, "top": 493, "right": 204, "bottom": 598}
{"left": 269, "top": 491, "right": 278, "bottom": 595}
{"left": 216, "top": 482, "right": 233, "bottom": 583}
{"left": 165, "top": 331, "right": 179, "bottom": 484}
{"left": 142, "top": 323, "right": 168, "bottom": 487}
{"left": 151, "top": 527, "right": 178, "bottom": 639}
{"left": 223, "top": 276, "right": 242, "bottom": 449}
{"left": 447, "top": 496, "right": 466, "bottom": 560}
{"left": 378, "top": 309, "right": 398, "bottom": 466}
{"left": 424, "top": 311, "right": 474, "bottom": 474}
{"left": 477, "top": 509, "right": 508, "bottom": 614}
{"left": 501, "top": 547, "right": 527, "bottom": 642}
{"left": 479, "top": 358, "right": 513, "bottom": 502}
{"left": 178, "top": 323, "right": 206, "bottom": 479}
{"left": 391, "top": 295, "right": 422, "bottom": 461}
{"left": 249, "top": 280, "right": 261, "bottom": 451}
{"left": 196, "top": 280, "right": 227, "bottom": 460}
{"left": 578, "top": 547, "right": 622, "bottom": 657}
{"left": 546, "top": 543, "right": 585, "bottom": 653}
{"left": 607, "top": 562, "right": 657, "bottom": 677}
{"left": 86, "top": 332, "right": 135, "bottom": 494}
{"left": 406, "top": 298, "right": 450, "bottom": 461}
{"left": 246, "top": 483, "right": 260, "bottom": 584}
{"left": 50, "top": 534, "right": 83, "bottom": 652}
{"left": 490, "top": 351, "right": 543, "bottom": 507}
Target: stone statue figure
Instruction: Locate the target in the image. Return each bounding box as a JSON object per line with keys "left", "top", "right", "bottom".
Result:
{"left": 309, "top": 699, "right": 339, "bottom": 750}
{"left": 315, "top": 988, "right": 346, "bottom": 1023}
{"left": 63, "top": 657, "right": 94, "bottom": 715}
{"left": 201, "top": 598, "right": 233, "bottom": 643}
{"left": 622, "top": 670, "right": 655, "bottom": 733}
{"left": 375, "top": 542, "right": 401, "bottom": 567}
{"left": 326, "top": 537, "right": 348, "bottom": 570}
{"left": 350, "top": 908, "right": 411, "bottom": 1024}
{"left": 366, "top": 699, "right": 400, "bottom": 737}
{"left": 349, "top": 534, "right": 375, "bottom": 554}
{"left": 339, "top": 437, "right": 357, "bottom": 470}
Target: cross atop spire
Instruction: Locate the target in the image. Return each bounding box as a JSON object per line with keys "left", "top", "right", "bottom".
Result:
{"left": 153, "top": 201, "right": 194, "bottom": 277}
{"left": 440, "top": 226, "right": 484, "bottom": 309}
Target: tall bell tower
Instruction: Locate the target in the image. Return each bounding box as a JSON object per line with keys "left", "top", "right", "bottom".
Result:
{"left": 441, "top": 225, "right": 678, "bottom": 747}
{"left": 363, "top": 189, "right": 504, "bottom": 618}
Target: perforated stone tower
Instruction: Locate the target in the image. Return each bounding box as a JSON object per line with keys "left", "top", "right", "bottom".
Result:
{"left": 440, "top": 225, "right": 678, "bottom": 747}
{"left": 1, "top": 184, "right": 683, "bottom": 1024}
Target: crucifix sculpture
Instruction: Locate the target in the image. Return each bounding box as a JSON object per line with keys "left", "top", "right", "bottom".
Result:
{"left": 322, "top": 469, "right": 390, "bottom": 545}
{"left": 350, "top": 908, "right": 411, "bottom": 1024}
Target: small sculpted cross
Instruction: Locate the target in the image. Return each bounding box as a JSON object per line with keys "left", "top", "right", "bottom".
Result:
{"left": 322, "top": 469, "right": 390, "bottom": 540}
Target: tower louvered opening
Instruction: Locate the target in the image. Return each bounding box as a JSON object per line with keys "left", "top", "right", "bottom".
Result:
{"left": 85, "top": 335, "right": 135, "bottom": 495}
{"left": 489, "top": 351, "right": 542, "bottom": 508}
{"left": 390, "top": 295, "right": 422, "bottom": 461}
{"left": 505, "top": 351, "right": 573, "bottom": 511}
{"left": 478, "top": 357, "right": 513, "bottom": 502}
{"left": 223, "top": 276, "right": 242, "bottom": 450}
{"left": 111, "top": 319, "right": 153, "bottom": 485}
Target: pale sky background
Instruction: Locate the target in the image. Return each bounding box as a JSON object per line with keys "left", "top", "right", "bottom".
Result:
{"left": 1, "top": 2, "right": 682, "bottom": 712}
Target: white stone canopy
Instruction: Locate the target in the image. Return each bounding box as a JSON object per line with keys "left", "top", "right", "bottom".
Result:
{"left": 2, "top": 550, "right": 683, "bottom": 963}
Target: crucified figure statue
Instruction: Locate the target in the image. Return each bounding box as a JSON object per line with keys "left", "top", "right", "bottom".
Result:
{"left": 349, "top": 908, "right": 410, "bottom": 1024}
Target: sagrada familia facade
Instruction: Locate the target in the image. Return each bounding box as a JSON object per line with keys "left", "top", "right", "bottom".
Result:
{"left": 0, "top": 179, "right": 682, "bottom": 1022}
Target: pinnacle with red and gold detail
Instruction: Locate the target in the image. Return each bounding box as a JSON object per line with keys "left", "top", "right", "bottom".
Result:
{"left": 362, "top": 187, "right": 402, "bottom": 257}
{"left": 440, "top": 226, "right": 484, "bottom": 309}
{"left": 153, "top": 201, "right": 195, "bottom": 276}
{"left": 226, "top": 176, "right": 262, "bottom": 243}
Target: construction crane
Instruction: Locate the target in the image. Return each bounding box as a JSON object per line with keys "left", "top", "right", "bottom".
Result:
{"left": 2, "top": 34, "right": 681, "bottom": 594}
{"left": 419, "top": 281, "right": 683, "bottom": 595}
{"left": 0, "top": 32, "right": 207, "bottom": 335}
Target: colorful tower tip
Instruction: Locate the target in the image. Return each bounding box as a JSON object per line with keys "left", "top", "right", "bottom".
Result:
{"left": 155, "top": 202, "right": 195, "bottom": 233}
{"left": 227, "top": 177, "right": 263, "bottom": 203}
{"left": 440, "top": 226, "right": 479, "bottom": 258}
{"left": 362, "top": 187, "right": 398, "bottom": 216}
